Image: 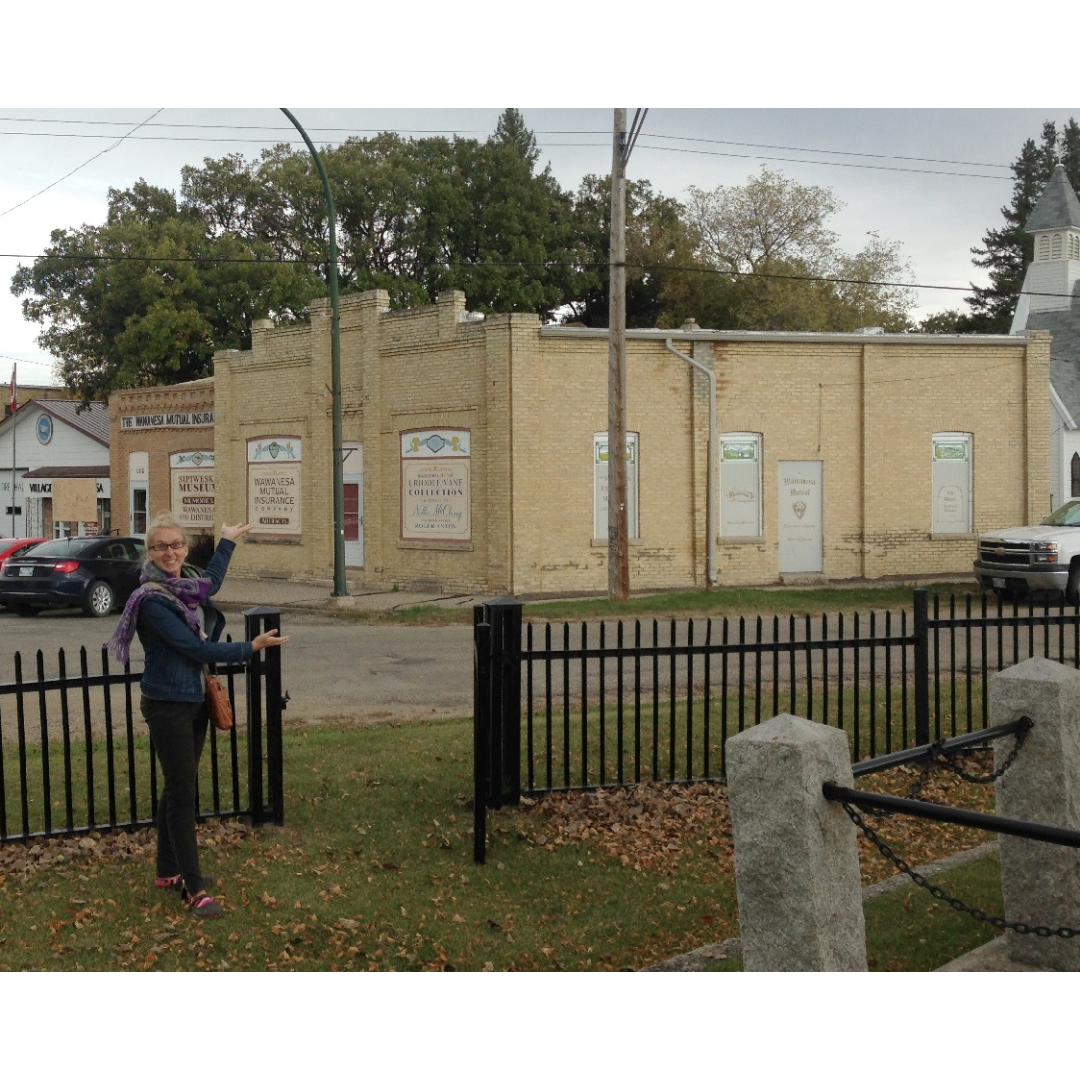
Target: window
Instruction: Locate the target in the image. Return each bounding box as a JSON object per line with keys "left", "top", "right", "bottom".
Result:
{"left": 932, "top": 433, "right": 972, "bottom": 533}
{"left": 1071, "top": 453, "right": 1080, "bottom": 498}
{"left": 1039, "top": 235, "right": 1051, "bottom": 260}
{"left": 1071, "top": 234, "right": 1080, "bottom": 260}
{"left": 129, "top": 451, "right": 149, "bottom": 536}
{"left": 720, "top": 433, "right": 763, "bottom": 537}
{"left": 130, "top": 485, "right": 148, "bottom": 536}
{"left": 1053, "top": 233, "right": 1063, "bottom": 259}
{"left": 593, "top": 432, "right": 639, "bottom": 540}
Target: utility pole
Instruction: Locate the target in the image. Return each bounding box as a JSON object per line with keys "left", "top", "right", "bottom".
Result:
{"left": 608, "top": 109, "right": 630, "bottom": 601}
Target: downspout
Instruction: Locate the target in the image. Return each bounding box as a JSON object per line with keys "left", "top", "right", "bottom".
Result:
{"left": 664, "top": 339, "right": 718, "bottom": 588}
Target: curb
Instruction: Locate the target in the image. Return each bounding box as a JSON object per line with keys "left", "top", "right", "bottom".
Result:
{"left": 645, "top": 841, "right": 1000, "bottom": 972}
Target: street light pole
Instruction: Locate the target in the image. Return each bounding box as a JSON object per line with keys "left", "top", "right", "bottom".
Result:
{"left": 280, "top": 108, "right": 347, "bottom": 597}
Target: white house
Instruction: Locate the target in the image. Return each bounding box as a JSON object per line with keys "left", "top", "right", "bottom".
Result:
{"left": 0, "top": 399, "right": 111, "bottom": 538}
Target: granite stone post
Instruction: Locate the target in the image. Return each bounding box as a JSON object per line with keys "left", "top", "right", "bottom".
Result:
{"left": 727, "top": 714, "right": 867, "bottom": 971}
{"left": 992, "top": 657, "right": 1080, "bottom": 970}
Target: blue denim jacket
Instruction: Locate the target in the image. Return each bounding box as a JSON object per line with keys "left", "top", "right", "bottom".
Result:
{"left": 136, "top": 539, "right": 254, "bottom": 702}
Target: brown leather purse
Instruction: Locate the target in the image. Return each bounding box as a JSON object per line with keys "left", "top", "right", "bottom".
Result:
{"left": 205, "top": 671, "right": 233, "bottom": 731}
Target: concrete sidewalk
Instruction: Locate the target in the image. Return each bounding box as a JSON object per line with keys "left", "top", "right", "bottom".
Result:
{"left": 212, "top": 572, "right": 974, "bottom": 616}
{"left": 213, "top": 575, "right": 482, "bottom": 616}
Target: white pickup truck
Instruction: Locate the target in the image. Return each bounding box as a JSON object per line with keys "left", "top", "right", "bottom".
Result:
{"left": 974, "top": 499, "right": 1080, "bottom": 601}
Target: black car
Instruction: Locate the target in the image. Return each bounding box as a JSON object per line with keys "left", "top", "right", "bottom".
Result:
{"left": 0, "top": 536, "right": 146, "bottom": 617}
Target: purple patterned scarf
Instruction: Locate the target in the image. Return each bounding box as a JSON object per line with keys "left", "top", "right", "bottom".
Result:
{"left": 106, "top": 561, "right": 214, "bottom": 665}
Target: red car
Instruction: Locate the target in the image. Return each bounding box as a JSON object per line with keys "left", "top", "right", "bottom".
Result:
{"left": 0, "top": 538, "right": 46, "bottom": 608}
{"left": 0, "top": 537, "right": 45, "bottom": 571}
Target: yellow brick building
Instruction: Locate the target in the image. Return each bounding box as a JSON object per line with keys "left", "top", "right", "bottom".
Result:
{"left": 115, "top": 289, "right": 1050, "bottom": 595}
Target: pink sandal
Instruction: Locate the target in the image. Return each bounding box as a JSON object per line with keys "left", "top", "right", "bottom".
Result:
{"left": 182, "top": 890, "right": 224, "bottom": 919}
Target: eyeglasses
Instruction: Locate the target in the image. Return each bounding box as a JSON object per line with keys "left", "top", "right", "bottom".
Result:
{"left": 148, "top": 541, "right": 188, "bottom": 553}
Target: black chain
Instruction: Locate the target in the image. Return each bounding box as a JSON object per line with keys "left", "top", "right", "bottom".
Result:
{"left": 938, "top": 717, "right": 1033, "bottom": 785}
{"left": 842, "top": 800, "right": 1080, "bottom": 938}
{"left": 866, "top": 720, "right": 1034, "bottom": 816}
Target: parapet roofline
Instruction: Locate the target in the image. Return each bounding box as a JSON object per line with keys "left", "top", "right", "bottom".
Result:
{"left": 539, "top": 327, "right": 1033, "bottom": 345}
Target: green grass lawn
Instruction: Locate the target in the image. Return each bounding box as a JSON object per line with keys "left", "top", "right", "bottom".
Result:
{"left": 0, "top": 715, "right": 1008, "bottom": 972}
{"left": 336, "top": 581, "right": 981, "bottom": 626}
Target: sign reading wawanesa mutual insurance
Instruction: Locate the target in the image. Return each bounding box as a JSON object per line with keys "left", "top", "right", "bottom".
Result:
{"left": 247, "top": 437, "right": 302, "bottom": 537}
{"left": 121, "top": 411, "right": 214, "bottom": 430}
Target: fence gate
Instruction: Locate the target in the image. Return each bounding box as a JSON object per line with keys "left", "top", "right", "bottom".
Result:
{"left": 0, "top": 606, "right": 286, "bottom": 845}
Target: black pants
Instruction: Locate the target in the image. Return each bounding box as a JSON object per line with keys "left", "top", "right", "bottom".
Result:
{"left": 141, "top": 695, "right": 208, "bottom": 894}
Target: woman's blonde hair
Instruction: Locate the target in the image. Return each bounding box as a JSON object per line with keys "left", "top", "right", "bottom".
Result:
{"left": 146, "top": 509, "right": 188, "bottom": 549}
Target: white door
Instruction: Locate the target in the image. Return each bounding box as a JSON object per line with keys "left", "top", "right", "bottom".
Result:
{"left": 778, "top": 461, "right": 823, "bottom": 573}
{"left": 343, "top": 444, "right": 363, "bottom": 567}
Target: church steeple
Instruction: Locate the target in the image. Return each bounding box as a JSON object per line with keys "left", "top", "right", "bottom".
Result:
{"left": 1011, "top": 164, "right": 1080, "bottom": 331}
{"left": 1025, "top": 163, "right": 1080, "bottom": 232}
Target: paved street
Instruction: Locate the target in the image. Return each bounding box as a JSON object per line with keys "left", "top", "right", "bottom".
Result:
{"left": 0, "top": 606, "right": 475, "bottom": 726}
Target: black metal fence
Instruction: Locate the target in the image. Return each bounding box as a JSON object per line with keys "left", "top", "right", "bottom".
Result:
{"left": 473, "top": 589, "right": 1080, "bottom": 850}
{"left": 0, "top": 607, "right": 285, "bottom": 846}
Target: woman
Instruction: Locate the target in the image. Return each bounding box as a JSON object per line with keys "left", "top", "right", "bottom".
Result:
{"left": 108, "top": 511, "right": 288, "bottom": 919}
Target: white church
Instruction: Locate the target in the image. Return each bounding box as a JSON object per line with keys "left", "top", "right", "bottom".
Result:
{"left": 1010, "top": 164, "right": 1080, "bottom": 511}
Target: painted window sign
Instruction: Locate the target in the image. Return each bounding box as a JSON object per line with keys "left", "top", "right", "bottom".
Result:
{"left": 170, "top": 451, "right": 215, "bottom": 530}
{"left": 401, "top": 431, "right": 470, "bottom": 458}
{"left": 721, "top": 433, "right": 763, "bottom": 538}
{"left": 932, "top": 433, "right": 972, "bottom": 533}
{"left": 721, "top": 439, "right": 759, "bottom": 462}
{"left": 401, "top": 429, "right": 471, "bottom": 541}
{"left": 247, "top": 436, "right": 302, "bottom": 537}
{"left": 249, "top": 438, "right": 300, "bottom": 462}
{"left": 933, "top": 440, "right": 969, "bottom": 462}
{"left": 593, "top": 432, "right": 639, "bottom": 540}
{"left": 594, "top": 438, "right": 637, "bottom": 466}
{"left": 36, "top": 413, "right": 53, "bottom": 444}
{"left": 171, "top": 450, "right": 214, "bottom": 469}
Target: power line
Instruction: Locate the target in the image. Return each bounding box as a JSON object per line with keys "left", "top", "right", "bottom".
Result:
{"left": 0, "top": 122, "right": 1019, "bottom": 179}
{"left": 0, "top": 116, "right": 1023, "bottom": 168}
{"left": 627, "top": 143, "right": 1010, "bottom": 180}
{"left": 0, "top": 248, "right": 1035, "bottom": 299}
{"left": 0, "top": 109, "right": 163, "bottom": 221}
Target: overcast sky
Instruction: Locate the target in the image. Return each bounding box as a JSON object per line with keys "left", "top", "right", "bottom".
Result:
{"left": 3, "top": 6, "right": 1079, "bottom": 392}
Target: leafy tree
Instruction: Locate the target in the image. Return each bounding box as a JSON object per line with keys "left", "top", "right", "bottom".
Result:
{"left": 11, "top": 181, "right": 320, "bottom": 403}
{"left": 963, "top": 119, "right": 1080, "bottom": 332}
{"left": 182, "top": 111, "right": 587, "bottom": 315}
{"left": 661, "top": 168, "right": 914, "bottom": 332}
{"left": 13, "top": 110, "right": 590, "bottom": 399}
{"left": 562, "top": 175, "right": 696, "bottom": 327}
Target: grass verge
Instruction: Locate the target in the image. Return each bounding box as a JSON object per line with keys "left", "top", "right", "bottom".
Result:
{"left": 329, "top": 582, "right": 980, "bottom": 627}
{"left": 0, "top": 715, "right": 1004, "bottom": 972}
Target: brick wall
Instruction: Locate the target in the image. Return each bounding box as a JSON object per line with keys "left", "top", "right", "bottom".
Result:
{"left": 108, "top": 380, "right": 216, "bottom": 538}
{"left": 195, "top": 296, "right": 1048, "bottom": 595}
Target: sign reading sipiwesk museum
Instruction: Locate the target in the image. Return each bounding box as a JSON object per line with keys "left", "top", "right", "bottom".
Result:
{"left": 400, "top": 429, "right": 471, "bottom": 542}
{"left": 170, "top": 451, "right": 215, "bottom": 530}
{"left": 247, "top": 437, "right": 302, "bottom": 538}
